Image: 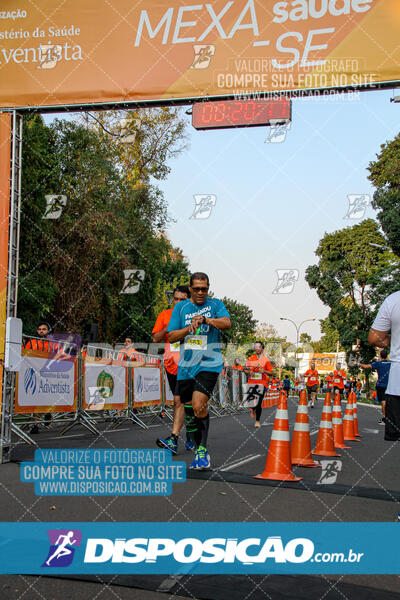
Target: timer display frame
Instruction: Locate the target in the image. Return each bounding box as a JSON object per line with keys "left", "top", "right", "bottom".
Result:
{"left": 192, "top": 98, "right": 291, "bottom": 130}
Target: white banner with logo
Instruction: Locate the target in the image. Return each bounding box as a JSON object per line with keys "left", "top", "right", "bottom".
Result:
{"left": 133, "top": 367, "right": 161, "bottom": 406}
{"left": 84, "top": 362, "right": 127, "bottom": 409}
{"left": 165, "top": 376, "right": 174, "bottom": 403}
{"left": 16, "top": 355, "right": 75, "bottom": 410}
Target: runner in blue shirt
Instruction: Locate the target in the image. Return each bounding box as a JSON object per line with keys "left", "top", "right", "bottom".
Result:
{"left": 360, "top": 349, "right": 391, "bottom": 424}
{"left": 167, "top": 272, "right": 231, "bottom": 470}
{"left": 282, "top": 375, "right": 291, "bottom": 395}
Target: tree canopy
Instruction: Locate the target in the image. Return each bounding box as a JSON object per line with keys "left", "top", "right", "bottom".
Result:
{"left": 19, "top": 112, "right": 190, "bottom": 343}
{"left": 220, "top": 297, "right": 257, "bottom": 345}
{"left": 305, "top": 219, "right": 395, "bottom": 367}
{"left": 368, "top": 132, "right": 400, "bottom": 260}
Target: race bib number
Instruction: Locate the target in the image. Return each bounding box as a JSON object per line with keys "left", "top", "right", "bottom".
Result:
{"left": 184, "top": 335, "right": 207, "bottom": 351}
{"left": 251, "top": 372, "right": 262, "bottom": 381}
{"left": 169, "top": 341, "right": 180, "bottom": 353}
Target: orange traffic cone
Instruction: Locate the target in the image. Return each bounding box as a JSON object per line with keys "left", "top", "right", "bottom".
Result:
{"left": 255, "top": 391, "right": 302, "bottom": 482}
{"left": 351, "top": 391, "right": 361, "bottom": 437}
{"left": 343, "top": 395, "right": 359, "bottom": 441}
{"left": 291, "top": 390, "right": 321, "bottom": 467}
{"left": 332, "top": 391, "right": 350, "bottom": 449}
{"left": 313, "top": 392, "right": 340, "bottom": 457}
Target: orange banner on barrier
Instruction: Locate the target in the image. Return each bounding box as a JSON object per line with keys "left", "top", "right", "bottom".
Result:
{"left": 15, "top": 349, "right": 77, "bottom": 414}
{"left": 83, "top": 356, "right": 128, "bottom": 410}
{"left": 0, "top": 1, "right": 399, "bottom": 109}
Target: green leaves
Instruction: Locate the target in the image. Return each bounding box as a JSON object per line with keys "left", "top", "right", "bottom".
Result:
{"left": 19, "top": 111, "right": 189, "bottom": 343}
{"left": 305, "top": 219, "right": 394, "bottom": 364}
{"left": 220, "top": 297, "right": 257, "bottom": 345}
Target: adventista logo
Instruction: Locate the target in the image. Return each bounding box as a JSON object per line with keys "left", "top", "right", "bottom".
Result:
{"left": 136, "top": 374, "right": 143, "bottom": 394}
{"left": 42, "top": 529, "right": 82, "bottom": 567}
{"left": 24, "top": 367, "right": 37, "bottom": 395}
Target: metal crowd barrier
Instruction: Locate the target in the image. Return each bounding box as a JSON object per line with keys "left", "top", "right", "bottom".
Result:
{"left": 10, "top": 342, "right": 250, "bottom": 452}
{"left": 210, "top": 368, "right": 248, "bottom": 416}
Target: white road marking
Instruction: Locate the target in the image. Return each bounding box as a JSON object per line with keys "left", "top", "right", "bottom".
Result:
{"left": 220, "top": 454, "right": 262, "bottom": 472}
{"left": 45, "top": 428, "right": 130, "bottom": 440}
{"left": 157, "top": 575, "right": 184, "bottom": 592}
{"left": 364, "top": 428, "right": 379, "bottom": 434}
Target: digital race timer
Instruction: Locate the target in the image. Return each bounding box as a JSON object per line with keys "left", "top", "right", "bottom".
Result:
{"left": 192, "top": 98, "right": 291, "bottom": 130}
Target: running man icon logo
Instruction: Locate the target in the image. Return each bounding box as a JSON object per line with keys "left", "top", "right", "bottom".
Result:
{"left": 87, "top": 386, "right": 105, "bottom": 409}
{"left": 272, "top": 269, "right": 299, "bottom": 294}
{"left": 42, "top": 529, "right": 82, "bottom": 567}
{"left": 265, "top": 121, "right": 291, "bottom": 144}
{"left": 344, "top": 195, "right": 371, "bottom": 219}
{"left": 24, "top": 368, "right": 37, "bottom": 395}
{"left": 317, "top": 460, "right": 342, "bottom": 485}
{"left": 43, "top": 195, "right": 67, "bottom": 219}
{"left": 120, "top": 269, "right": 145, "bottom": 294}
{"left": 190, "top": 44, "right": 216, "bottom": 69}
{"left": 243, "top": 384, "right": 264, "bottom": 408}
{"left": 37, "top": 44, "right": 63, "bottom": 69}
{"left": 190, "top": 195, "right": 217, "bottom": 220}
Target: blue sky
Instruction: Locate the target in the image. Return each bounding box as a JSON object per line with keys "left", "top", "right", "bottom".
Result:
{"left": 159, "top": 89, "right": 400, "bottom": 342}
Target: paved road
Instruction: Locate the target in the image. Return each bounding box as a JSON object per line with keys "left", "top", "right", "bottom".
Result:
{"left": 1, "top": 397, "right": 399, "bottom": 599}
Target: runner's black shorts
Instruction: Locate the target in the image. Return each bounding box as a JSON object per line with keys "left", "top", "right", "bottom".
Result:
{"left": 179, "top": 371, "right": 219, "bottom": 404}
{"left": 307, "top": 384, "right": 318, "bottom": 394}
{"left": 333, "top": 386, "right": 344, "bottom": 396}
{"left": 166, "top": 370, "right": 180, "bottom": 397}
{"left": 384, "top": 394, "right": 400, "bottom": 441}
{"left": 376, "top": 386, "right": 387, "bottom": 404}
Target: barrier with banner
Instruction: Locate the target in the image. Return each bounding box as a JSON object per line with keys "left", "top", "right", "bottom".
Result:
{"left": 83, "top": 356, "right": 127, "bottom": 411}
{"left": 10, "top": 348, "right": 259, "bottom": 452}
{"left": 132, "top": 366, "right": 162, "bottom": 408}
{"left": 164, "top": 374, "right": 175, "bottom": 406}
{"left": 14, "top": 348, "right": 77, "bottom": 414}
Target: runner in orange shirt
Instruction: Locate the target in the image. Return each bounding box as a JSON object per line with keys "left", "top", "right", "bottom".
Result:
{"left": 244, "top": 341, "right": 273, "bottom": 428}
{"left": 153, "top": 285, "right": 191, "bottom": 454}
{"left": 325, "top": 371, "right": 334, "bottom": 395}
{"left": 303, "top": 361, "right": 319, "bottom": 408}
{"left": 333, "top": 362, "right": 347, "bottom": 399}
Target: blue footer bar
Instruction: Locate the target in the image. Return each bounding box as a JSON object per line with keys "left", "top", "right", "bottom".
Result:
{"left": 0, "top": 522, "right": 397, "bottom": 574}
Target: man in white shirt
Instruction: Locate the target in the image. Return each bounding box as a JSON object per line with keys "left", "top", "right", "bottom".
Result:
{"left": 369, "top": 290, "right": 400, "bottom": 441}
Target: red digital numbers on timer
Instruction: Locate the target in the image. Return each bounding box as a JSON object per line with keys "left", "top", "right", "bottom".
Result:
{"left": 193, "top": 99, "right": 291, "bottom": 130}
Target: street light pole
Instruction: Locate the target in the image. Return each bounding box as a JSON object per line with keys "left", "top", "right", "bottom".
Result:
{"left": 280, "top": 317, "right": 316, "bottom": 378}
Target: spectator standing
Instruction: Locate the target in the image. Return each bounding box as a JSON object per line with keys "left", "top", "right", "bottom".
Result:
{"left": 359, "top": 349, "right": 391, "bottom": 425}
{"left": 25, "top": 322, "right": 61, "bottom": 434}
{"left": 368, "top": 291, "right": 400, "bottom": 440}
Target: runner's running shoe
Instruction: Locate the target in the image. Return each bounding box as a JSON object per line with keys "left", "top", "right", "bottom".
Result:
{"left": 189, "top": 454, "right": 199, "bottom": 469}
{"left": 156, "top": 436, "right": 178, "bottom": 455}
{"left": 185, "top": 439, "right": 195, "bottom": 451}
{"left": 196, "top": 446, "right": 211, "bottom": 470}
